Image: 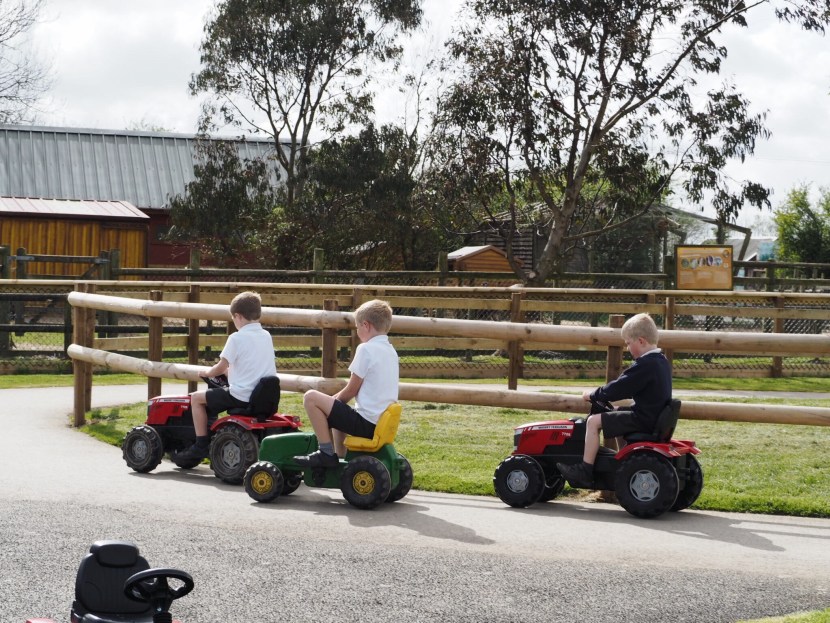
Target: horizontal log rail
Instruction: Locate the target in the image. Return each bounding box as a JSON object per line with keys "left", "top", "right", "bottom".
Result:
{"left": 67, "top": 291, "right": 830, "bottom": 357}
{"left": 66, "top": 345, "right": 830, "bottom": 427}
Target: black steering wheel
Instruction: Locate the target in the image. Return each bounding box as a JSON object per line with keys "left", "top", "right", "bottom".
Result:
{"left": 589, "top": 396, "right": 615, "bottom": 415}
{"left": 124, "top": 568, "right": 194, "bottom": 615}
{"left": 204, "top": 374, "right": 229, "bottom": 389}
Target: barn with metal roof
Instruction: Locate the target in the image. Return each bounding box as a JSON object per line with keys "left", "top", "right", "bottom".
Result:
{"left": 0, "top": 124, "right": 281, "bottom": 272}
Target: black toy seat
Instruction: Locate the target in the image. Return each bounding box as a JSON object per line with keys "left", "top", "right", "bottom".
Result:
{"left": 71, "top": 540, "right": 153, "bottom": 623}
{"left": 624, "top": 399, "right": 681, "bottom": 443}
{"left": 227, "top": 375, "right": 280, "bottom": 422}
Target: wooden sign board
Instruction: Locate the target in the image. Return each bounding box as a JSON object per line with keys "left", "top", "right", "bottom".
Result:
{"left": 675, "top": 245, "right": 733, "bottom": 291}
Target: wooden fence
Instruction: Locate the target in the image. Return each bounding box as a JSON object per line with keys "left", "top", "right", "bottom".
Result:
{"left": 67, "top": 290, "right": 830, "bottom": 429}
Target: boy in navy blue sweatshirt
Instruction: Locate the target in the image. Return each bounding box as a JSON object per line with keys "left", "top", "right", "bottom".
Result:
{"left": 557, "top": 313, "right": 672, "bottom": 488}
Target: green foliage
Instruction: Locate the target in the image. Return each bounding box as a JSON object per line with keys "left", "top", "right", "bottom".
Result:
{"left": 430, "top": 1, "right": 828, "bottom": 284}
{"left": 265, "top": 122, "right": 444, "bottom": 269}
{"left": 191, "top": 0, "right": 423, "bottom": 209}
{"left": 166, "top": 139, "right": 276, "bottom": 267}
{"left": 774, "top": 185, "right": 830, "bottom": 268}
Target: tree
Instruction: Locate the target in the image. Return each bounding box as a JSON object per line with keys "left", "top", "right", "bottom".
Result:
{"left": 0, "top": 0, "right": 49, "bottom": 123}
{"left": 431, "top": 0, "right": 829, "bottom": 285}
{"left": 166, "top": 139, "right": 276, "bottom": 267}
{"left": 264, "top": 122, "right": 443, "bottom": 269}
{"left": 774, "top": 185, "right": 830, "bottom": 266}
{"left": 190, "top": 0, "right": 423, "bottom": 211}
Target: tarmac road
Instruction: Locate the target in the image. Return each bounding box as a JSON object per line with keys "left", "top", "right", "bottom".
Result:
{"left": 2, "top": 384, "right": 829, "bottom": 623}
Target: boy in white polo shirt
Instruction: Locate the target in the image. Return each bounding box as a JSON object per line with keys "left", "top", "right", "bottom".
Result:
{"left": 175, "top": 291, "right": 277, "bottom": 463}
{"left": 294, "top": 299, "right": 399, "bottom": 468}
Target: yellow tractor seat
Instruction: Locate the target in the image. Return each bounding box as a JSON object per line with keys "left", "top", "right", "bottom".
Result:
{"left": 344, "top": 403, "right": 402, "bottom": 453}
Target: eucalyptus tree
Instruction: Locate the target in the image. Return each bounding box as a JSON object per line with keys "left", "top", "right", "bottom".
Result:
{"left": 432, "top": 0, "right": 829, "bottom": 285}
{"left": 190, "top": 0, "right": 423, "bottom": 209}
{"left": 0, "top": 0, "right": 49, "bottom": 122}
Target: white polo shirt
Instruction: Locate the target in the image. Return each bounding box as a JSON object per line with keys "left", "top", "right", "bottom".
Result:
{"left": 349, "top": 334, "right": 399, "bottom": 424}
{"left": 220, "top": 322, "right": 277, "bottom": 402}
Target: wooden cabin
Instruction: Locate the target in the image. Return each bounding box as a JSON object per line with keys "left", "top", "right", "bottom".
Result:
{"left": 448, "top": 245, "right": 519, "bottom": 272}
{"left": 0, "top": 197, "right": 148, "bottom": 277}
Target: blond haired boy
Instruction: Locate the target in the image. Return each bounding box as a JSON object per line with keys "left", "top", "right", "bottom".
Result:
{"left": 294, "top": 299, "right": 399, "bottom": 468}
{"left": 557, "top": 313, "right": 672, "bottom": 488}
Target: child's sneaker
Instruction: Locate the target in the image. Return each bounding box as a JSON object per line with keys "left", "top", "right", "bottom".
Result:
{"left": 557, "top": 461, "right": 594, "bottom": 488}
{"left": 293, "top": 450, "right": 339, "bottom": 468}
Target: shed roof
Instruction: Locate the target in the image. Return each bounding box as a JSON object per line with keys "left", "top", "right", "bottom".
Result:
{"left": 0, "top": 124, "right": 282, "bottom": 210}
{"left": 0, "top": 196, "right": 148, "bottom": 220}
{"left": 448, "top": 245, "right": 507, "bottom": 261}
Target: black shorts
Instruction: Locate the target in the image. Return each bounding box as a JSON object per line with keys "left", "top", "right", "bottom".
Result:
{"left": 205, "top": 387, "right": 248, "bottom": 419}
{"left": 328, "top": 400, "right": 376, "bottom": 439}
{"left": 600, "top": 410, "right": 654, "bottom": 438}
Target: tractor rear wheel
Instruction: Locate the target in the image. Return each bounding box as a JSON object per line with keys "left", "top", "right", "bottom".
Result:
{"left": 210, "top": 426, "right": 259, "bottom": 485}
{"left": 615, "top": 453, "right": 679, "bottom": 519}
{"left": 386, "top": 454, "right": 413, "bottom": 503}
{"left": 493, "top": 455, "right": 545, "bottom": 508}
{"left": 671, "top": 455, "right": 703, "bottom": 512}
{"left": 341, "top": 456, "right": 391, "bottom": 509}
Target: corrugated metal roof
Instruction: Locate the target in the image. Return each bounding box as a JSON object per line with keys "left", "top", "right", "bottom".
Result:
{"left": 0, "top": 196, "right": 148, "bottom": 220}
{"left": 0, "top": 124, "right": 283, "bottom": 210}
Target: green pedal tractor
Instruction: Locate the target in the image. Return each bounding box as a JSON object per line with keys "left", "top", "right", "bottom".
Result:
{"left": 243, "top": 403, "right": 413, "bottom": 510}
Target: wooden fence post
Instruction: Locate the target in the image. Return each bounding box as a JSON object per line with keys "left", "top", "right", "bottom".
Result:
{"left": 0, "top": 246, "right": 9, "bottom": 353}
{"left": 147, "top": 291, "right": 163, "bottom": 399}
{"left": 772, "top": 296, "right": 784, "bottom": 378}
{"left": 321, "top": 299, "right": 339, "bottom": 378}
{"left": 313, "top": 248, "right": 324, "bottom": 284}
{"left": 663, "top": 296, "right": 675, "bottom": 366}
{"left": 605, "top": 315, "right": 625, "bottom": 384}
{"left": 187, "top": 285, "right": 201, "bottom": 393}
{"left": 109, "top": 249, "right": 121, "bottom": 279}
{"left": 507, "top": 291, "right": 525, "bottom": 390}
{"left": 350, "top": 288, "right": 364, "bottom": 361}
{"left": 72, "top": 283, "right": 96, "bottom": 426}
{"left": 16, "top": 246, "right": 28, "bottom": 279}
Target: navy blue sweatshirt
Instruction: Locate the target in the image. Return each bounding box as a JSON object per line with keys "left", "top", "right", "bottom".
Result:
{"left": 591, "top": 351, "right": 672, "bottom": 424}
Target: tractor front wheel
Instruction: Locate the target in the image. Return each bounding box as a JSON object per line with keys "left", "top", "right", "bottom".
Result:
{"left": 122, "top": 426, "right": 164, "bottom": 473}
{"left": 341, "top": 456, "right": 392, "bottom": 509}
{"left": 493, "top": 455, "right": 545, "bottom": 508}
{"left": 244, "top": 461, "right": 284, "bottom": 502}
{"left": 615, "top": 452, "right": 679, "bottom": 519}
{"left": 210, "top": 426, "right": 259, "bottom": 485}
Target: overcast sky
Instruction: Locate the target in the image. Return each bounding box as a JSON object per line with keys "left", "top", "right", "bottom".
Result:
{"left": 26, "top": 0, "right": 830, "bottom": 227}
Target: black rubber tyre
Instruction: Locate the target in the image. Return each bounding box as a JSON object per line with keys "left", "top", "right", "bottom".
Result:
{"left": 281, "top": 471, "right": 303, "bottom": 496}
{"left": 170, "top": 451, "right": 204, "bottom": 470}
{"left": 493, "top": 455, "right": 545, "bottom": 508}
{"left": 615, "top": 452, "right": 679, "bottom": 519}
{"left": 244, "top": 461, "right": 284, "bottom": 502}
{"left": 209, "top": 426, "right": 259, "bottom": 485}
{"left": 671, "top": 454, "right": 704, "bottom": 512}
{"left": 539, "top": 473, "right": 566, "bottom": 503}
{"left": 122, "top": 426, "right": 164, "bottom": 473}
{"left": 386, "top": 455, "right": 413, "bottom": 503}
{"left": 340, "top": 456, "right": 392, "bottom": 510}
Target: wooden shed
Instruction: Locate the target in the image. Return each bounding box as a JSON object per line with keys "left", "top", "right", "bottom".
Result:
{"left": 448, "top": 245, "right": 519, "bottom": 272}
{"left": 0, "top": 197, "right": 148, "bottom": 277}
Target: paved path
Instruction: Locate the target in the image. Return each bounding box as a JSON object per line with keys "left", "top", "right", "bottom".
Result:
{"left": 2, "top": 384, "right": 829, "bottom": 622}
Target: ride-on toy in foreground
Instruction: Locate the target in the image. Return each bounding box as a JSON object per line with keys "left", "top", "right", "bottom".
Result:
{"left": 26, "top": 539, "right": 193, "bottom": 623}
{"left": 493, "top": 398, "right": 702, "bottom": 519}
{"left": 122, "top": 375, "right": 300, "bottom": 484}
{"left": 244, "top": 402, "right": 413, "bottom": 509}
